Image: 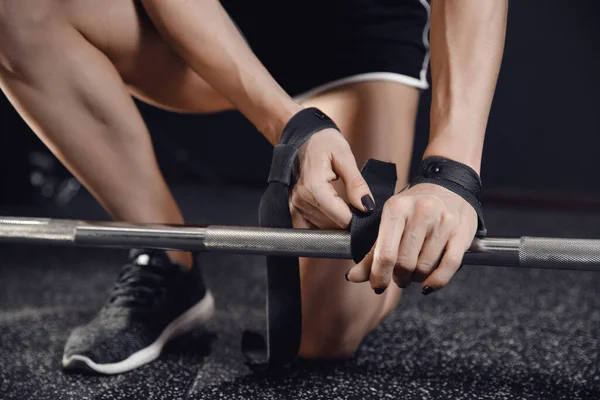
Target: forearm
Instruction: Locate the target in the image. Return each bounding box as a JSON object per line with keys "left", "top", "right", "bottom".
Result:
{"left": 423, "top": 0, "right": 508, "bottom": 173}
{"left": 140, "top": 0, "right": 300, "bottom": 144}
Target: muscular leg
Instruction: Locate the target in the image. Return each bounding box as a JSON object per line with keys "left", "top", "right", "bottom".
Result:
{"left": 0, "top": 0, "right": 230, "bottom": 265}
{"left": 296, "top": 81, "right": 420, "bottom": 358}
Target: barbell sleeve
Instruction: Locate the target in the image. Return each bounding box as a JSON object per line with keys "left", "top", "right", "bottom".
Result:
{"left": 0, "top": 217, "right": 599, "bottom": 271}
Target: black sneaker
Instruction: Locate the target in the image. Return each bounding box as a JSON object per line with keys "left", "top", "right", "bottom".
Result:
{"left": 61, "top": 249, "right": 214, "bottom": 374}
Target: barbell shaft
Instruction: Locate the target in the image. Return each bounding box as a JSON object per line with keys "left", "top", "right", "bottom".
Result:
{"left": 0, "top": 216, "right": 599, "bottom": 271}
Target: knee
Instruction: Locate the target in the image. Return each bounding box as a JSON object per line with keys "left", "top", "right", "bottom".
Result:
{"left": 297, "top": 288, "right": 401, "bottom": 360}
{"left": 298, "top": 319, "right": 366, "bottom": 360}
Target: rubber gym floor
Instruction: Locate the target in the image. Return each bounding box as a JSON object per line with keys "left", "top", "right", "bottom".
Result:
{"left": 0, "top": 185, "right": 598, "bottom": 399}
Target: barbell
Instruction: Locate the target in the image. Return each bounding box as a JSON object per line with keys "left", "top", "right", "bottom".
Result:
{"left": 0, "top": 216, "right": 599, "bottom": 271}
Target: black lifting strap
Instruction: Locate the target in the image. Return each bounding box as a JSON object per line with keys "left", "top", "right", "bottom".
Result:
{"left": 349, "top": 160, "right": 398, "bottom": 263}
{"left": 242, "top": 108, "right": 398, "bottom": 370}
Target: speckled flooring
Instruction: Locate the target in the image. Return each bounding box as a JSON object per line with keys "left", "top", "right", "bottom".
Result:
{"left": 0, "top": 186, "right": 599, "bottom": 399}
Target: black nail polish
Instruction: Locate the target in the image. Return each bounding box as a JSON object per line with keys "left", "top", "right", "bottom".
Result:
{"left": 421, "top": 286, "right": 435, "bottom": 296}
{"left": 344, "top": 271, "right": 350, "bottom": 281}
{"left": 361, "top": 195, "right": 375, "bottom": 212}
{"left": 396, "top": 283, "right": 407, "bottom": 289}
{"left": 374, "top": 287, "right": 385, "bottom": 295}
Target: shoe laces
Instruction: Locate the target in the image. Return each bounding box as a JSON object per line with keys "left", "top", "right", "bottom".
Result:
{"left": 107, "top": 253, "right": 174, "bottom": 307}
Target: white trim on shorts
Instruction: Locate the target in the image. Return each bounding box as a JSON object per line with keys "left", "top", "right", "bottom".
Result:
{"left": 293, "top": 72, "right": 429, "bottom": 103}
{"left": 293, "top": 0, "right": 431, "bottom": 103}
{"left": 418, "top": 0, "right": 431, "bottom": 86}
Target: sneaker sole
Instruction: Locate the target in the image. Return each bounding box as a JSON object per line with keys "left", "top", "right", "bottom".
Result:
{"left": 61, "top": 291, "right": 215, "bottom": 375}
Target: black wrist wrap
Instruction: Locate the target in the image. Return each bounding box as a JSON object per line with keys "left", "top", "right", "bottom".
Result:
{"left": 410, "top": 157, "right": 487, "bottom": 237}
{"left": 267, "top": 108, "right": 339, "bottom": 185}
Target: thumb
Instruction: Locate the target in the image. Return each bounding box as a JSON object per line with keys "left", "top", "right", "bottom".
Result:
{"left": 333, "top": 147, "right": 375, "bottom": 213}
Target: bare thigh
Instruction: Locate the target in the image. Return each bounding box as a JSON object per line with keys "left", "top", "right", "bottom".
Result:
{"left": 296, "top": 81, "right": 420, "bottom": 359}
{"left": 64, "top": 0, "right": 232, "bottom": 113}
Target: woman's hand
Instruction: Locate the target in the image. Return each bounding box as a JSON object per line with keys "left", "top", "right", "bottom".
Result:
{"left": 346, "top": 183, "right": 478, "bottom": 294}
{"left": 290, "top": 128, "right": 375, "bottom": 229}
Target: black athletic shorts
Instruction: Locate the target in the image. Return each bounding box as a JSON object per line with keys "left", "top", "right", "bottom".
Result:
{"left": 221, "top": 0, "right": 431, "bottom": 100}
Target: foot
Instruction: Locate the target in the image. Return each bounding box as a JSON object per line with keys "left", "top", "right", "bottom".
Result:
{"left": 62, "top": 249, "right": 214, "bottom": 374}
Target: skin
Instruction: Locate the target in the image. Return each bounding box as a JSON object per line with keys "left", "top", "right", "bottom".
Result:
{"left": 0, "top": 0, "right": 508, "bottom": 359}
{"left": 347, "top": 0, "right": 509, "bottom": 295}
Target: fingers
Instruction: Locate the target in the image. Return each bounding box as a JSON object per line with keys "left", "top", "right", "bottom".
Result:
{"left": 332, "top": 146, "right": 375, "bottom": 213}
{"left": 345, "top": 204, "right": 469, "bottom": 295}
{"left": 310, "top": 183, "right": 354, "bottom": 228}
{"left": 291, "top": 130, "right": 373, "bottom": 229}
{"left": 391, "top": 196, "right": 444, "bottom": 287}
{"left": 412, "top": 213, "right": 455, "bottom": 282}
{"left": 343, "top": 183, "right": 477, "bottom": 295}
{"left": 421, "top": 236, "right": 468, "bottom": 294}
{"left": 369, "top": 200, "right": 406, "bottom": 293}
{"left": 291, "top": 177, "right": 353, "bottom": 229}
{"left": 346, "top": 245, "right": 374, "bottom": 283}
{"left": 289, "top": 195, "right": 335, "bottom": 229}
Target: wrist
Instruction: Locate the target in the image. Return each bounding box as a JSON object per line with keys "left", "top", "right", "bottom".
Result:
{"left": 258, "top": 102, "right": 304, "bottom": 145}
{"left": 423, "top": 133, "right": 484, "bottom": 174}
{"left": 412, "top": 156, "right": 487, "bottom": 236}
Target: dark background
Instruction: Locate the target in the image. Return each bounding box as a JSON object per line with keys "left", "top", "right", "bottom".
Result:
{"left": 1, "top": 3, "right": 600, "bottom": 398}
{"left": 1, "top": 1, "right": 600, "bottom": 209}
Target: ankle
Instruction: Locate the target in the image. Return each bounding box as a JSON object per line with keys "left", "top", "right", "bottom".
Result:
{"left": 167, "top": 251, "right": 193, "bottom": 270}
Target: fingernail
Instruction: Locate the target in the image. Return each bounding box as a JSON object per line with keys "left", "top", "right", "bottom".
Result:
{"left": 361, "top": 195, "right": 375, "bottom": 212}
{"left": 421, "top": 286, "right": 435, "bottom": 296}
{"left": 374, "top": 287, "right": 386, "bottom": 295}
{"left": 344, "top": 271, "right": 350, "bottom": 281}
{"left": 396, "top": 283, "right": 406, "bottom": 289}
